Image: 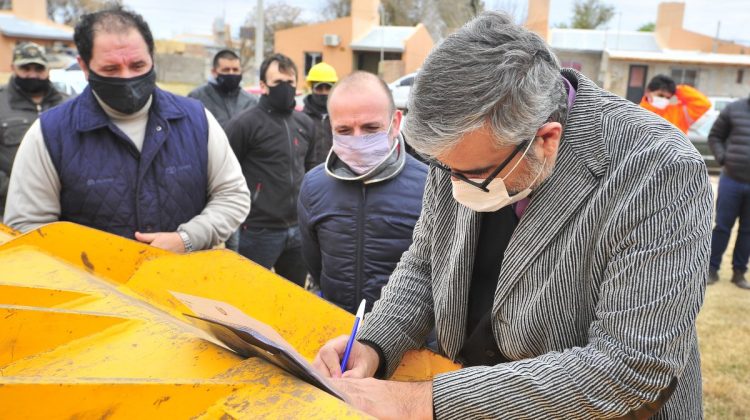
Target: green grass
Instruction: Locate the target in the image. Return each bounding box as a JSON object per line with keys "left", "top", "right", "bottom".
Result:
{"left": 699, "top": 232, "right": 750, "bottom": 419}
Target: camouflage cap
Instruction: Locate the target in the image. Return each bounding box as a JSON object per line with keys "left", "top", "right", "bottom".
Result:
{"left": 13, "top": 42, "right": 48, "bottom": 67}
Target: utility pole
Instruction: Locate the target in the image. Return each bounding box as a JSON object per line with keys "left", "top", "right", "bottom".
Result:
{"left": 713, "top": 21, "right": 721, "bottom": 53}
{"left": 379, "top": 3, "right": 385, "bottom": 77}
{"left": 255, "top": 0, "right": 264, "bottom": 85}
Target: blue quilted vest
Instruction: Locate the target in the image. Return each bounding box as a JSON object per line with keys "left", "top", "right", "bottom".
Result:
{"left": 40, "top": 86, "right": 208, "bottom": 239}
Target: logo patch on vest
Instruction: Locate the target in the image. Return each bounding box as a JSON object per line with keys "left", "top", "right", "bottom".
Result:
{"left": 165, "top": 164, "right": 192, "bottom": 174}
{"left": 86, "top": 177, "right": 114, "bottom": 186}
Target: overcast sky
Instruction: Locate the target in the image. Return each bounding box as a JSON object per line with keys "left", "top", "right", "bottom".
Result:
{"left": 122, "top": 0, "right": 750, "bottom": 45}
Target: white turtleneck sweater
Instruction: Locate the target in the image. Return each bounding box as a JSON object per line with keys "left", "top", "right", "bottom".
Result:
{"left": 3, "top": 94, "right": 251, "bottom": 250}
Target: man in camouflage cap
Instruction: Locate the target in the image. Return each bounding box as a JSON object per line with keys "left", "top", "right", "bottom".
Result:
{"left": 0, "top": 42, "right": 67, "bottom": 218}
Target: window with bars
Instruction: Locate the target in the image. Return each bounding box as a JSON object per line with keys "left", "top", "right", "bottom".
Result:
{"left": 670, "top": 68, "right": 699, "bottom": 87}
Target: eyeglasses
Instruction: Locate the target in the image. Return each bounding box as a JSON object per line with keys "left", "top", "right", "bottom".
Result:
{"left": 428, "top": 141, "right": 527, "bottom": 192}
{"left": 312, "top": 82, "right": 333, "bottom": 92}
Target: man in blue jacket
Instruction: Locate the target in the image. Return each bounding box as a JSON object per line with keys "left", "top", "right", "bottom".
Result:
{"left": 297, "top": 71, "right": 427, "bottom": 313}
{"left": 4, "top": 7, "right": 250, "bottom": 252}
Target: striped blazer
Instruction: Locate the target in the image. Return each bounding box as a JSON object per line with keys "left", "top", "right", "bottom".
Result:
{"left": 357, "top": 70, "right": 712, "bottom": 419}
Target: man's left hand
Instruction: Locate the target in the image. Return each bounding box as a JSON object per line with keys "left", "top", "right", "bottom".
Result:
{"left": 332, "top": 378, "right": 433, "bottom": 420}
{"left": 135, "top": 231, "right": 186, "bottom": 253}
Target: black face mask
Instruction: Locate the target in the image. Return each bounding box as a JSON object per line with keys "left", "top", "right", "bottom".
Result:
{"left": 88, "top": 67, "right": 156, "bottom": 114}
{"left": 310, "top": 93, "right": 328, "bottom": 109}
{"left": 215, "top": 73, "right": 242, "bottom": 93}
{"left": 266, "top": 82, "right": 296, "bottom": 113}
{"left": 15, "top": 76, "right": 50, "bottom": 95}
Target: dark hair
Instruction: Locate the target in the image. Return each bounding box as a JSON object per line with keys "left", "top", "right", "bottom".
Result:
{"left": 74, "top": 6, "right": 154, "bottom": 66}
{"left": 259, "top": 53, "right": 297, "bottom": 83}
{"left": 647, "top": 74, "right": 676, "bottom": 95}
{"left": 213, "top": 49, "right": 240, "bottom": 68}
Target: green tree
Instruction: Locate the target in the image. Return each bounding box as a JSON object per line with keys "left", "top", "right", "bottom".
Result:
{"left": 570, "top": 0, "right": 615, "bottom": 29}
{"left": 637, "top": 22, "right": 655, "bottom": 32}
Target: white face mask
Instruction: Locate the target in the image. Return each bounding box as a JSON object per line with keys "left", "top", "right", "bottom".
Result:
{"left": 650, "top": 96, "right": 670, "bottom": 110}
{"left": 332, "top": 119, "right": 395, "bottom": 175}
{"left": 451, "top": 139, "right": 546, "bottom": 213}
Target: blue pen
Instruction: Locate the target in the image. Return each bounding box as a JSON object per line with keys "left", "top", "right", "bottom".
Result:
{"left": 340, "top": 299, "right": 366, "bottom": 372}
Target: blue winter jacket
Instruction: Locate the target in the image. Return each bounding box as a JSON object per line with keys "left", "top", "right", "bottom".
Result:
{"left": 298, "top": 135, "right": 427, "bottom": 313}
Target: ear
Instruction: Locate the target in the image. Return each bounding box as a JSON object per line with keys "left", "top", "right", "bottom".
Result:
{"left": 259, "top": 80, "right": 269, "bottom": 95}
{"left": 536, "top": 122, "right": 562, "bottom": 160}
{"left": 77, "top": 56, "right": 89, "bottom": 80}
{"left": 210, "top": 68, "right": 218, "bottom": 78}
{"left": 391, "top": 109, "right": 403, "bottom": 137}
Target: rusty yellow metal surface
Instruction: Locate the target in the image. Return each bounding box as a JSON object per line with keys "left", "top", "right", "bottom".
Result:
{"left": 0, "top": 222, "right": 17, "bottom": 244}
{"left": 0, "top": 222, "right": 459, "bottom": 418}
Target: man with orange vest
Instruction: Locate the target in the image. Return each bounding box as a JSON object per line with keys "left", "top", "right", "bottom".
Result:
{"left": 640, "top": 74, "right": 710, "bottom": 134}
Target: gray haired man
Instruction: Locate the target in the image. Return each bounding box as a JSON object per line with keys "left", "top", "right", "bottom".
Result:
{"left": 313, "top": 11, "right": 711, "bottom": 418}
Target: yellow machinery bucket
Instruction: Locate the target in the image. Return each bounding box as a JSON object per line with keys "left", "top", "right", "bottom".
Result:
{"left": 0, "top": 222, "right": 458, "bottom": 418}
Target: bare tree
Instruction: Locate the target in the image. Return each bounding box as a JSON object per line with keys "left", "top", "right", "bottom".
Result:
{"left": 47, "top": 0, "right": 123, "bottom": 25}
{"left": 322, "top": 0, "right": 351, "bottom": 20}
{"left": 235, "top": 2, "right": 306, "bottom": 74}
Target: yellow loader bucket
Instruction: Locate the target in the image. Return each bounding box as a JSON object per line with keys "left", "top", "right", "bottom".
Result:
{"left": 0, "top": 222, "right": 458, "bottom": 418}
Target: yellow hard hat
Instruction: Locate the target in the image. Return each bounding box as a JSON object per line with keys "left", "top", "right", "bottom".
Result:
{"left": 306, "top": 62, "right": 338, "bottom": 86}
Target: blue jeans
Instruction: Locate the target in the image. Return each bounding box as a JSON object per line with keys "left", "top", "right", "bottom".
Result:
{"left": 225, "top": 229, "right": 240, "bottom": 252}
{"left": 238, "top": 225, "right": 307, "bottom": 286}
{"left": 710, "top": 173, "right": 750, "bottom": 272}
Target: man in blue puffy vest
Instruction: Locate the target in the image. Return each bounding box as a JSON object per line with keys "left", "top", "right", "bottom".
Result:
{"left": 297, "top": 71, "right": 427, "bottom": 313}
{"left": 4, "top": 7, "right": 250, "bottom": 252}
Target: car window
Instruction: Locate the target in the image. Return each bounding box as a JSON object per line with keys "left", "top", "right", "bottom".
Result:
{"left": 400, "top": 76, "right": 415, "bottom": 87}
{"left": 689, "top": 113, "right": 718, "bottom": 138}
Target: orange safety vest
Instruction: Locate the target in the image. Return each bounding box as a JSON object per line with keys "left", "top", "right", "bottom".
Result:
{"left": 640, "top": 85, "right": 711, "bottom": 134}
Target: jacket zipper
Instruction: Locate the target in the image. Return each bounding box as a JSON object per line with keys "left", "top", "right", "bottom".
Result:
{"left": 282, "top": 119, "right": 295, "bottom": 227}
{"left": 355, "top": 185, "right": 366, "bottom": 309}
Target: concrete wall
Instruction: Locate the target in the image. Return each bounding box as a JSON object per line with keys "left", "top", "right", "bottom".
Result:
{"left": 526, "top": 0, "right": 549, "bottom": 41}
{"left": 604, "top": 59, "right": 750, "bottom": 99}
{"left": 154, "top": 53, "right": 205, "bottom": 85}
{"left": 350, "top": 0, "right": 379, "bottom": 41}
{"left": 655, "top": 2, "right": 747, "bottom": 54}
{"left": 12, "top": 0, "right": 46, "bottom": 22}
{"left": 554, "top": 50, "right": 602, "bottom": 85}
{"left": 0, "top": 36, "right": 73, "bottom": 71}
{"left": 275, "top": 17, "right": 354, "bottom": 87}
{"left": 380, "top": 60, "right": 405, "bottom": 83}
{"left": 402, "top": 24, "right": 433, "bottom": 75}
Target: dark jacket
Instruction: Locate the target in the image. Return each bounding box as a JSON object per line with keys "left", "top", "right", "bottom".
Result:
{"left": 302, "top": 94, "right": 332, "bottom": 168}
{"left": 709, "top": 96, "right": 750, "bottom": 183}
{"left": 187, "top": 82, "right": 257, "bottom": 129}
{"left": 226, "top": 95, "right": 316, "bottom": 228}
{"left": 298, "top": 134, "right": 427, "bottom": 313}
{"left": 0, "top": 77, "right": 67, "bottom": 216}
{"left": 40, "top": 86, "right": 208, "bottom": 238}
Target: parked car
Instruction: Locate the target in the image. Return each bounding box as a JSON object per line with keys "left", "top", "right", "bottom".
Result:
{"left": 389, "top": 72, "right": 417, "bottom": 111}
{"left": 709, "top": 96, "right": 735, "bottom": 113}
{"left": 49, "top": 62, "right": 87, "bottom": 97}
{"left": 688, "top": 111, "right": 720, "bottom": 174}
